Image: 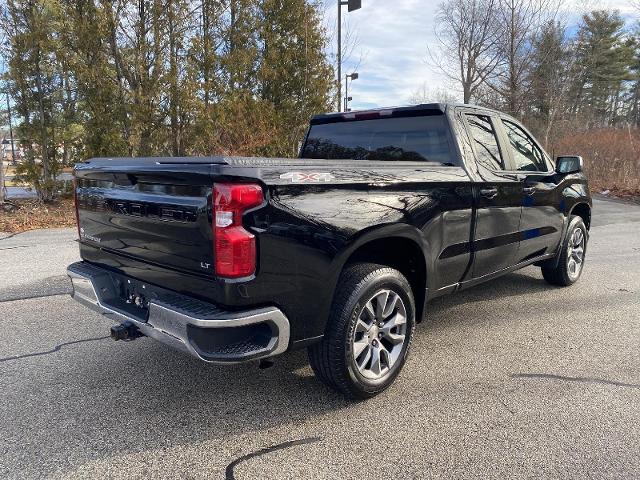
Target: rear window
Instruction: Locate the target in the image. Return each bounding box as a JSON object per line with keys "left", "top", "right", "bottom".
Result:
{"left": 301, "top": 114, "right": 457, "bottom": 165}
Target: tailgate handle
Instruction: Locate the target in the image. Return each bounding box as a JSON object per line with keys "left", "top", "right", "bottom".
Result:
{"left": 523, "top": 186, "right": 536, "bottom": 195}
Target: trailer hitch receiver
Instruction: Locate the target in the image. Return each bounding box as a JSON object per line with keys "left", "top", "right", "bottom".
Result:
{"left": 110, "top": 321, "right": 143, "bottom": 341}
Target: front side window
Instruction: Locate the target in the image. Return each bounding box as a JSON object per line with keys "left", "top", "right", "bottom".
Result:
{"left": 502, "top": 120, "right": 547, "bottom": 171}
{"left": 465, "top": 114, "right": 504, "bottom": 170}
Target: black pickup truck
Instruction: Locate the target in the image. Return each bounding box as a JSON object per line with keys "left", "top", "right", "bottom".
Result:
{"left": 68, "top": 103, "right": 591, "bottom": 398}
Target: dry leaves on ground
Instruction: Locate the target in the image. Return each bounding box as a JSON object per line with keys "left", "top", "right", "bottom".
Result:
{"left": 0, "top": 198, "right": 76, "bottom": 233}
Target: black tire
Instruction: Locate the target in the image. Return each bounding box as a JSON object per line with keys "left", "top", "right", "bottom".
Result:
{"left": 308, "top": 262, "right": 416, "bottom": 399}
{"left": 541, "top": 215, "right": 588, "bottom": 286}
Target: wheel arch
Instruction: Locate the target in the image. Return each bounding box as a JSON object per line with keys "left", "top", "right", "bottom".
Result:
{"left": 545, "top": 200, "right": 591, "bottom": 270}
{"left": 332, "top": 225, "right": 431, "bottom": 323}
{"left": 570, "top": 202, "right": 591, "bottom": 230}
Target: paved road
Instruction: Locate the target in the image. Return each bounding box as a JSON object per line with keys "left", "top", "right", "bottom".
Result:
{"left": 1, "top": 198, "right": 639, "bottom": 479}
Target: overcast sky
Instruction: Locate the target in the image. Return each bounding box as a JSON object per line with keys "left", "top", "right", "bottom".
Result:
{"left": 321, "top": 0, "right": 640, "bottom": 111}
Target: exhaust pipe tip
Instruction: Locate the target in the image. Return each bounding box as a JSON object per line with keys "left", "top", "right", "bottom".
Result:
{"left": 110, "top": 321, "right": 142, "bottom": 341}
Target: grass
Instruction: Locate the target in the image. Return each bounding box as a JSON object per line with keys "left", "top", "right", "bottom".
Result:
{"left": 0, "top": 197, "right": 76, "bottom": 234}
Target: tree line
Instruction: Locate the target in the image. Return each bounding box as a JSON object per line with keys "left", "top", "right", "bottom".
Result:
{"left": 433, "top": 0, "right": 640, "bottom": 147}
{"left": 2, "top": 0, "right": 639, "bottom": 202}
{"left": 1, "top": 0, "right": 333, "bottom": 201}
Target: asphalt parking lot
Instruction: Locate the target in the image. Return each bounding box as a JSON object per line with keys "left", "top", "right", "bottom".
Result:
{"left": 1, "top": 197, "right": 639, "bottom": 479}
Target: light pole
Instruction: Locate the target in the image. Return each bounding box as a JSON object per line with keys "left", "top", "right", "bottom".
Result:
{"left": 338, "top": 0, "right": 361, "bottom": 111}
{"left": 1, "top": 89, "right": 13, "bottom": 203}
{"left": 344, "top": 72, "right": 358, "bottom": 112}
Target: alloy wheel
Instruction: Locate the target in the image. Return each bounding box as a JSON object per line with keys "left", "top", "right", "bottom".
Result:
{"left": 351, "top": 289, "right": 408, "bottom": 380}
{"left": 567, "top": 226, "right": 585, "bottom": 280}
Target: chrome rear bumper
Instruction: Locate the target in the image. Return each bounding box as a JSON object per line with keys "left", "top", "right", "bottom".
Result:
{"left": 67, "top": 262, "right": 290, "bottom": 363}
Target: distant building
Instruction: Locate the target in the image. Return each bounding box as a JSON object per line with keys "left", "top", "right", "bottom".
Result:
{"left": 1, "top": 137, "right": 24, "bottom": 162}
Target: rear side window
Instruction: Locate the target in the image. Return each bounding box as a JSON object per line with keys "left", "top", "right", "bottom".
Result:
{"left": 465, "top": 114, "right": 504, "bottom": 171}
{"left": 301, "top": 115, "right": 457, "bottom": 165}
{"left": 502, "top": 120, "right": 547, "bottom": 171}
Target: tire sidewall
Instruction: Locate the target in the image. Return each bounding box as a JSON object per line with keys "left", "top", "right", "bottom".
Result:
{"left": 342, "top": 271, "right": 415, "bottom": 394}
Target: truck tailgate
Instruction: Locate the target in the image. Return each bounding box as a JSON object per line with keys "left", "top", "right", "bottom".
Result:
{"left": 75, "top": 160, "right": 217, "bottom": 277}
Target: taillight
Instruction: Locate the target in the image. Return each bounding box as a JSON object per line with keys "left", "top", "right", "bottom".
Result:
{"left": 213, "top": 183, "right": 264, "bottom": 278}
{"left": 73, "top": 177, "right": 81, "bottom": 240}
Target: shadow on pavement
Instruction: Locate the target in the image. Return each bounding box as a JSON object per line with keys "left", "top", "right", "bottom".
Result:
{"left": 3, "top": 268, "right": 554, "bottom": 477}
{"left": 426, "top": 268, "right": 550, "bottom": 321}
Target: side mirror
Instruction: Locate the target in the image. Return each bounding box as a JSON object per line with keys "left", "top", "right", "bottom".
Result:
{"left": 556, "top": 155, "right": 583, "bottom": 174}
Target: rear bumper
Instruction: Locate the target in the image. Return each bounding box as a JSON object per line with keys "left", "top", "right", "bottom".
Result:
{"left": 67, "top": 262, "right": 290, "bottom": 363}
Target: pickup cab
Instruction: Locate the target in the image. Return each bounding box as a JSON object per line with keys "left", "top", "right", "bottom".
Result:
{"left": 67, "top": 103, "right": 591, "bottom": 398}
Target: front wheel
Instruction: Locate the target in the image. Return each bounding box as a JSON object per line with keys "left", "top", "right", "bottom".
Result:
{"left": 308, "top": 263, "right": 416, "bottom": 399}
{"left": 541, "top": 215, "right": 588, "bottom": 286}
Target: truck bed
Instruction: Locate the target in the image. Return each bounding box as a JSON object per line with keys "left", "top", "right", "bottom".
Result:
{"left": 74, "top": 155, "right": 473, "bottom": 344}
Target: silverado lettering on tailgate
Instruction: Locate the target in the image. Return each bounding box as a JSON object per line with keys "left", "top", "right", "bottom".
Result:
{"left": 77, "top": 193, "right": 198, "bottom": 223}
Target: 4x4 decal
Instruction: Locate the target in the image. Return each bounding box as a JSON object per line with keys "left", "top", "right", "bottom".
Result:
{"left": 280, "top": 172, "right": 334, "bottom": 183}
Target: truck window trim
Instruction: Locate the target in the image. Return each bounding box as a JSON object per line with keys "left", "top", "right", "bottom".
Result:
{"left": 459, "top": 107, "right": 554, "bottom": 175}
{"left": 463, "top": 113, "right": 506, "bottom": 172}
{"left": 495, "top": 116, "right": 554, "bottom": 175}
{"left": 500, "top": 119, "right": 548, "bottom": 172}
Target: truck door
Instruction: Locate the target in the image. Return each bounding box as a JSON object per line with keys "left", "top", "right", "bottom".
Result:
{"left": 463, "top": 113, "right": 522, "bottom": 278}
{"left": 496, "top": 117, "right": 564, "bottom": 262}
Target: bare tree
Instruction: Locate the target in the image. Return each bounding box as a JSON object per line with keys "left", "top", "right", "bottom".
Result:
{"left": 431, "top": 0, "right": 502, "bottom": 103}
{"left": 408, "top": 83, "right": 461, "bottom": 104}
{"left": 487, "top": 0, "right": 559, "bottom": 116}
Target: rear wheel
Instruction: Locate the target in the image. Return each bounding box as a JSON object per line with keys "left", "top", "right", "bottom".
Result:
{"left": 541, "top": 215, "right": 588, "bottom": 286}
{"left": 308, "top": 263, "right": 416, "bottom": 399}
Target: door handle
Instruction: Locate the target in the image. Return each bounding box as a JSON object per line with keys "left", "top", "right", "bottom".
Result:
{"left": 523, "top": 186, "right": 536, "bottom": 195}
{"left": 480, "top": 187, "right": 498, "bottom": 199}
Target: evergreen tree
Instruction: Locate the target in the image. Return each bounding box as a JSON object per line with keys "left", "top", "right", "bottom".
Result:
{"left": 62, "top": 0, "right": 126, "bottom": 157}
{"left": 257, "top": 0, "right": 333, "bottom": 155}
{"left": 0, "top": 0, "right": 336, "bottom": 199}
{"left": 529, "top": 20, "right": 570, "bottom": 145}
{"left": 571, "top": 10, "right": 634, "bottom": 127}
{"left": 625, "top": 31, "right": 640, "bottom": 127}
{"left": 3, "top": 0, "right": 66, "bottom": 201}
